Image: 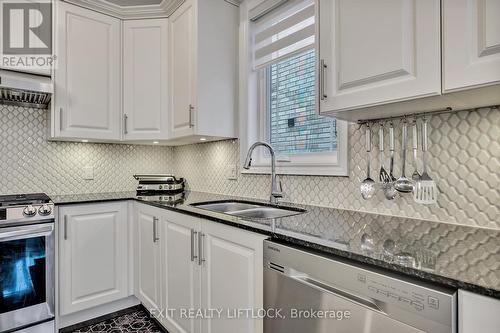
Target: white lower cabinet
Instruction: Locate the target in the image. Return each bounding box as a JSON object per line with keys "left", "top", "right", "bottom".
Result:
{"left": 59, "top": 202, "right": 129, "bottom": 316}
{"left": 134, "top": 203, "right": 163, "bottom": 312}
{"left": 161, "top": 211, "right": 202, "bottom": 333}
{"left": 459, "top": 290, "right": 500, "bottom": 333}
{"left": 134, "top": 203, "right": 266, "bottom": 333}
{"left": 200, "top": 221, "right": 265, "bottom": 333}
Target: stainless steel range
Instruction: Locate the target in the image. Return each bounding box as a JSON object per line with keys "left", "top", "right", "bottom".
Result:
{"left": 0, "top": 194, "right": 55, "bottom": 333}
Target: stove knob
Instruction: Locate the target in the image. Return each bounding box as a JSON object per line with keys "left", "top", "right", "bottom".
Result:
{"left": 38, "top": 204, "right": 52, "bottom": 216}
{"left": 23, "top": 205, "right": 37, "bottom": 217}
{"left": 159, "top": 185, "right": 163, "bottom": 190}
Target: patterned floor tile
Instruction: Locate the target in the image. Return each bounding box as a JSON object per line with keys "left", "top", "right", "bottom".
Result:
{"left": 71, "top": 310, "right": 163, "bottom": 333}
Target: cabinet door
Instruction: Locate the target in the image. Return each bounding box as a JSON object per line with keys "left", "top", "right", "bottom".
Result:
{"left": 59, "top": 202, "right": 128, "bottom": 315}
{"left": 135, "top": 204, "right": 162, "bottom": 312}
{"left": 123, "top": 19, "right": 169, "bottom": 141}
{"left": 200, "top": 221, "right": 266, "bottom": 333}
{"left": 169, "top": 0, "right": 197, "bottom": 139}
{"left": 318, "top": 0, "right": 441, "bottom": 113}
{"left": 443, "top": 0, "right": 500, "bottom": 91}
{"left": 459, "top": 290, "right": 500, "bottom": 333}
{"left": 161, "top": 211, "right": 202, "bottom": 333}
{"left": 55, "top": 2, "right": 121, "bottom": 140}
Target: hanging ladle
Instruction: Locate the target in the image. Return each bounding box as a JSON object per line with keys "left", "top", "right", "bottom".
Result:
{"left": 395, "top": 120, "right": 414, "bottom": 193}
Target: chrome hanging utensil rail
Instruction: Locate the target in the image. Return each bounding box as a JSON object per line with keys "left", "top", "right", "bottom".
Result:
{"left": 356, "top": 105, "right": 500, "bottom": 125}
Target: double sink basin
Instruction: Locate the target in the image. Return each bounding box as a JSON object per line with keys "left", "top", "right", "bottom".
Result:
{"left": 191, "top": 200, "right": 306, "bottom": 219}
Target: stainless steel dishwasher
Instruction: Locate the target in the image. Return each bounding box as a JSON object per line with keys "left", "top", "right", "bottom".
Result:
{"left": 264, "top": 240, "right": 456, "bottom": 333}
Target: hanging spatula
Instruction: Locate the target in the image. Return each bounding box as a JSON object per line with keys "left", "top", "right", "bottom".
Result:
{"left": 414, "top": 118, "right": 437, "bottom": 204}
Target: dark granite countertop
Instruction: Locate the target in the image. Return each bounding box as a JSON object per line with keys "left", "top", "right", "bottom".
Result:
{"left": 50, "top": 191, "right": 500, "bottom": 299}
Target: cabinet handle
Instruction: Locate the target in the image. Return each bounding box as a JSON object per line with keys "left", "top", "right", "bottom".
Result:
{"left": 190, "top": 229, "right": 198, "bottom": 262}
{"left": 123, "top": 114, "right": 128, "bottom": 135}
{"left": 59, "top": 107, "right": 63, "bottom": 130}
{"left": 64, "top": 215, "right": 68, "bottom": 240}
{"left": 153, "top": 217, "right": 159, "bottom": 243}
{"left": 198, "top": 232, "right": 205, "bottom": 266}
{"left": 189, "top": 104, "right": 194, "bottom": 128}
{"left": 320, "top": 59, "right": 327, "bottom": 100}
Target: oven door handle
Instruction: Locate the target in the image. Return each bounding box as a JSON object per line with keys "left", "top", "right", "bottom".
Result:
{"left": 0, "top": 224, "right": 54, "bottom": 242}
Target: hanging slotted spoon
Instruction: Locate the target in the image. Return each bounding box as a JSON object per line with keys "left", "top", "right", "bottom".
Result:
{"left": 414, "top": 118, "right": 438, "bottom": 204}
{"left": 360, "top": 125, "right": 376, "bottom": 200}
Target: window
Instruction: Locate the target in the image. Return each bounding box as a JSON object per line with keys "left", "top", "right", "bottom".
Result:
{"left": 240, "top": 0, "right": 348, "bottom": 176}
{"left": 266, "top": 49, "right": 337, "bottom": 156}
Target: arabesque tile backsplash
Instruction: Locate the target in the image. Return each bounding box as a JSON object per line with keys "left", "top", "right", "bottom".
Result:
{"left": 0, "top": 104, "right": 498, "bottom": 229}
{"left": 173, "top": 107, "right": 499, "bottom": 230}
{"left": 0, "top": 105, "right": 174, "bottom": 195}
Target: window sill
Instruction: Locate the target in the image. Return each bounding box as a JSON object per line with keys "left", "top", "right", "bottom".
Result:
{"left": 240, "top": 164, "right": 349, "bottom": 177}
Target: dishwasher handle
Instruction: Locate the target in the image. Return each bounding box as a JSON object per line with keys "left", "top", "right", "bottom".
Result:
{"left": 291, "top": 275, "right": 386, "bottom": 315}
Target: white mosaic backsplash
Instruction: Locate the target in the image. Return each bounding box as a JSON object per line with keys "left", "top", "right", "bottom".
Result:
{"left": 1, "top": 104, "right": 498, "bottom": 230}
{"left": 0, "top": 105, "right": 174, "bottom": 195}
{"left": 173, "top": 107, "right": 500, "bottom": 230}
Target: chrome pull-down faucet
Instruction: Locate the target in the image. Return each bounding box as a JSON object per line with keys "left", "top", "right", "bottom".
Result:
{"left": 243, "top": 142, "right": 283, "bottom": 204}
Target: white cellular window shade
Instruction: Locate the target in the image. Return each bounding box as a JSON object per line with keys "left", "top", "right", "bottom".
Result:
{"left": 251, "top": 0, "right": 315, "bottom": 70}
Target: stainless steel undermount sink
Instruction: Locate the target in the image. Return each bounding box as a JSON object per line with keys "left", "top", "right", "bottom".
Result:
{"left": 191, "top": 200, "right": 306, "bottom": 219}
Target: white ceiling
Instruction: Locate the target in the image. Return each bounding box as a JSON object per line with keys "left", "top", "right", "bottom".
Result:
{"left": 64, "top": 0, "right": 239, "bottom": 20}
{"left": 104, "top": 0, "right": 164, "bottom": 6}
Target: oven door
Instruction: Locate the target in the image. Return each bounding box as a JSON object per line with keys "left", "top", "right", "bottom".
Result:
{"left": 0, "top": 222, "right": 55, "bottom": 332}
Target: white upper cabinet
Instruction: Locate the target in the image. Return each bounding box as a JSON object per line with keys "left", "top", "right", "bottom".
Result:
{"left": 168, "top": 0, "right": 238, "bottom": 143}
{"left": 123, "top": 19, "right": 169, "bottom": 141}
{"left": 443, "top": 0, "right": 500, "bottom": 91}
{"left": 169, "top": 0, "right": 197, "bottom": 139}
{"left": 318, "top": 0, "right": 441, "bottom": 114}
{"left": 54, "top": 2, "right": 121, "bottom": 140}
{"left": 316, "top": 0, "right": 500, "bottom": 121}
{"left": 52, "top": 0, "right": 237, "bottom": 143}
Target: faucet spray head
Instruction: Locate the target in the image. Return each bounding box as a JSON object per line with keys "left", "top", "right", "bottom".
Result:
{"left": 243, "top": 156, "right": 252, "bottom": 169}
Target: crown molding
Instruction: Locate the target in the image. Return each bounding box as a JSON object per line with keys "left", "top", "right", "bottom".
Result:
{"left": 61, "top": 0, "right": 185, "bottom": 19}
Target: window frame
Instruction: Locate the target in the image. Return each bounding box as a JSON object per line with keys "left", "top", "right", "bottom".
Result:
{"left": 239, "top": 0, "right": 349, "bottom": 177}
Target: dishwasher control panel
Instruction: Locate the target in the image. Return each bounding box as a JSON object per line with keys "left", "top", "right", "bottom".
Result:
{"left": 356, "top": 270, "right": 452, "bottom": 323}
{"left": 362, "top": 273, "right": 438, "bottom": 312}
